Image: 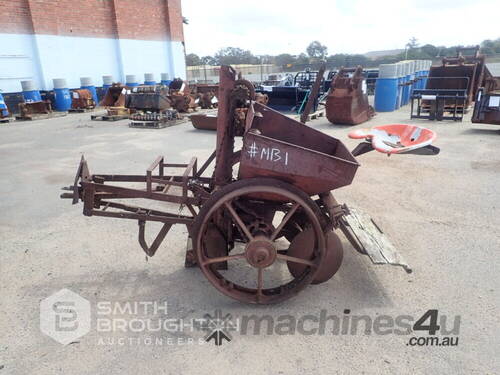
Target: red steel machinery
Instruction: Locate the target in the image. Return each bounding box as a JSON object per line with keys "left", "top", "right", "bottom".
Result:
{"left": 62, "top": 66, "right": 439, "bottom": 304}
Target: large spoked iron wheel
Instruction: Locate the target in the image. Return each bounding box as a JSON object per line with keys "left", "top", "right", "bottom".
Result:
{"left": 193, "top": 178, "right": 326, "bottom": 304}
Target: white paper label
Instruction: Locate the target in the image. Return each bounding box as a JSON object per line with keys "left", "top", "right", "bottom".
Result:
{"left": 211, "top": 96, "right": 218, "bottom": 104}
{"left": 488, "top": 96, "right": 500, "bottom": 107}
{"left": 195, "top": 98, "right": 200, "bottom": 104}
{"left": 422, "top": 95, "right": 436, "bottom": 100}
{"left": 72, "top": 92, "right": 79, "bottom": 99}
{"left": 121, "top": 88, "right": 127, "bottom": 95}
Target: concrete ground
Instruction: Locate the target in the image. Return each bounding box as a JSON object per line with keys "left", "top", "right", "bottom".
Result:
{"left": 0, "top": 104, "right": 499, "bottom": 374}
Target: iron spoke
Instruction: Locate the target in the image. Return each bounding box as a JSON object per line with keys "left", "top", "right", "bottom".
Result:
{"left": 270, "top": 202, "right": 300, "bottom": 241}
{"left": 202, "top": 253, "right": 246, "bottom": 266}
{"left": 224, "top": 201, "right": 254, "bottom": 241}
{"left": 277, "top": 253, "right": 317, "bottom": 267}
{"left": 256, "top": 268, "right": 263, "bottom": 302}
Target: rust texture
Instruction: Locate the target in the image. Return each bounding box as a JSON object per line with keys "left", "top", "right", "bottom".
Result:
{"left": 62, "top": 65, "right": 408, "bottom": 304}
{"left": 428, "top": 46, "right": 486, "bottom": 108}
{"left": 325, "top": 66, "right": 374, "bottom": 125}
{"left": 71, "top": 89, "right": 95, "bottom": 110}
{"left": 300, "top": 64, "right": 326, "bottom": 123}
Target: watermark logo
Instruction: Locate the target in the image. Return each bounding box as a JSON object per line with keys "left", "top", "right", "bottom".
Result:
{"left": 40, "top": 288, "right": 91, "bottom": 345}
{"left": 198, "top": 310, "right": 238, "bottom": 346}
{"left": 194, "top": 308, "right": 460, "bottom": 347}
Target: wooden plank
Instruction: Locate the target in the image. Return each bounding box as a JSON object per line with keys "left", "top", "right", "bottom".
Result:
{"left": 128, "top": 119, "right": 183, "bottom": 129}
{"left": 343, "top": 207, "right": 412, "bottom": 273}
{"left": 91, "top": 114, "right": 128, "bottom": 121}
{"left": 15, "top": 112, "right": 67, "bottom": 121}
{"left": 69, "top": 108, "right": 95, "bottom": 113}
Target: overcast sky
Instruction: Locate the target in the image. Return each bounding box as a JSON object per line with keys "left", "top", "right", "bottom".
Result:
{"left": 182, "top": 0, "right": 499, "bottom": 56}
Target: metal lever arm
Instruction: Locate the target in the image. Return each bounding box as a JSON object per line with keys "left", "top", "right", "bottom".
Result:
{"left": 138, "top": 220, "right": 172, "bottom": 257}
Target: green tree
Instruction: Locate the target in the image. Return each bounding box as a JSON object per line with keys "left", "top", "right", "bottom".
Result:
{"left": 420, "top": 44, "right": 439, "bottom": 58}
{"left": 296, "top": 53, "right": 310, "bottom": 65}
{"left": 186, "top": 53, "right": 201, "bottom": 66}
{"left": 481, "top": 38, "right": 500, "bottom": 55}
{"left": 306, "top": 41, "right": 328, "bottom": 59}
{"left": 215, "top": 47, "right": 256, "bottom": 65}
{"left": 406, "top": 37, "right": 419, "bottom": 49}
{"left": 201, "top": 56, "right": 217, "bottom": 66}
{"left": 275, "top": 53, "right": 296, "bottom": 66}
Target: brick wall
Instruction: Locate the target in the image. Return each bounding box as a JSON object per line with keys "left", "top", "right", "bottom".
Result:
{"left": 0, "top": 0, "right": 183, "bottom": 41}
{"left": 0, "top": 0, "right": 34, "bottom": 34}
{"left": 165, "top": 0, "right": 184, "bottom": 42}
{"left": 113, "top": 0, "right": 169, "bottom": 40}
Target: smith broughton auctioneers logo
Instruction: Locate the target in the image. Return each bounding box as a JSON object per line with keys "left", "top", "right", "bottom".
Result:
{"left": 39, "top": 288, "right": 91, "bottom": 345}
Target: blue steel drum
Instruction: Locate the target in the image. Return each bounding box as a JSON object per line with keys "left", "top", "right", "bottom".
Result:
{"left": 54, "top": 88, "right": 71, "bottom": 111}
{"left": 21, "top": 80, "right": 42, "bottom": 103}
{"left": 22, "top": 90, "right": 42, "bottom": 102}
{"left": 144, "top": 73, "right": 156, "bottom": 86}
{"left": 0, "top": 92, "right": 9, "bottom": 117}
{"left": 81, "top": 85, "right": 98, "bottom": 103}
{"left": 126, "top": 75, "right": 139, "bottom": 87}
{"left": 401, "top": 75, "right": 409, "bottom": 105}
{"left": 396, "top": 77, "right": 403, "bottom": 109}
{"left": 374, "top": 78, "right": 398, "bottom": 112}
{"left": 102, "top": 75, "right": 113, "bottom": 89}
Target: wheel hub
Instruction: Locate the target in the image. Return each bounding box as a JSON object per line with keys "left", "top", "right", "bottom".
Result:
{"left": 245, "top": 236, "right": 276, "bottom": 268}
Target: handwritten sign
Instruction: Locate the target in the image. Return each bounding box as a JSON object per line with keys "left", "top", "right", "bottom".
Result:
{"left": 247, "top": 142, "right": 289, "bottom": 166}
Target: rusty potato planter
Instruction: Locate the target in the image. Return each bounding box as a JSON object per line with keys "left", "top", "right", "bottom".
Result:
{"left": 62, "top": 65, "right": 437, "bottom": 304}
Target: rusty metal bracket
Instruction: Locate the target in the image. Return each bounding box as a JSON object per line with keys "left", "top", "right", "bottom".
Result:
{"left": 138, "top": 220, "right": 172, "bottom": 257}
{"left": 300, "top": 64, "right": 326, "bottom": 123}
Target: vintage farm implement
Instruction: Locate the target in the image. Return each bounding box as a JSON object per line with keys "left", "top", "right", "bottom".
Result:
{"left": 62, "top": 66, "right": 439, "bottom": 304}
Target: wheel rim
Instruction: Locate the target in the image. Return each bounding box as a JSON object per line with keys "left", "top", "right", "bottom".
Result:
{"left": 195, "top": 182, "right": 325, "bottom": 304}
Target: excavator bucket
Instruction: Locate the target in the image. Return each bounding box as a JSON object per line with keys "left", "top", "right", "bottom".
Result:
{"left": 326, "top": 66, "right": 374, "bottom": 125}
{"left": 100, "top": 84, "right": 127, "bottom": 107}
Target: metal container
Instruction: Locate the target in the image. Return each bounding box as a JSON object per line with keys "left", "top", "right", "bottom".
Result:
{"left": 125, "top": 86, "right": 171, "bottom": 111}
{"left": 375, "top": 64, "right": 399, "bottom": 112}
{"left": 239, "top": 103, "right": 359, "bottom": 195}
{"left": 161, "top": 73, "right": 172, "bottom": 86}
{"left": 190, "top": 114, "right": 217, "bottom": 130}
{"left": 52, "top": 78, "right": 72, "bottom": 111}
{"left": 71, "top": 89, "right": 95, "bottom": 109}
{"left": 21, "top": 80, "right": 42, "bottom": 103}
{"left": 0, "top": 91, "right": 9, "bottom": 117}
{"left": 325, "top": 66, "right": 374, "bottom": 125}
{"left": 395, "top": 63, "right": 403, "bottom": 109}
{"left": 80, "top": 77, "right": 98, "bottom": 104}
{"left": 103, "top": 75, "right": 113, "bottom": 88}
{"left": 126, "top": 75, "right": 139, "bottom": 87}
{"left": 144, "top": 73, "right": 156, "bottom": 86}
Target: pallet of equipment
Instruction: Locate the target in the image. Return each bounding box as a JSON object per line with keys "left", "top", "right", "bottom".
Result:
{"left": 292, "top": 107, "right": 325, "bottom": 121}
{"left": 129, "top": 119, "right": 183, "bottom": 129}
{"left": 69, "top": 108, "right": 96, "bottom": 113}
{"left": 91, "top": 114, "right": 129, "bottom": 121}
{"left": 15, "top": 112, "right": 67, "bottom": 121}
